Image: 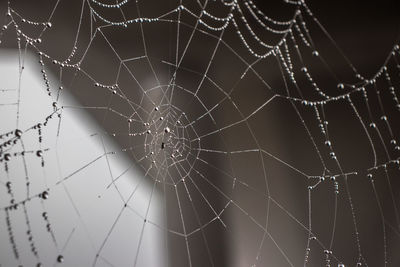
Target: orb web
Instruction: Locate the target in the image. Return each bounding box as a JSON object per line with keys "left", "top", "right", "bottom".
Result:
{"left": 0, "top": 0, "right": 400, "bottom": 266}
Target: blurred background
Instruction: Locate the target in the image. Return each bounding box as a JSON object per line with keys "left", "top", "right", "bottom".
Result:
{"left": 0, "top": 0, "right": 400, "bottom": 266}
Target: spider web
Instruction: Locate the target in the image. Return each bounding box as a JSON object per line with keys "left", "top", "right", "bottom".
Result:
{"left": 1, "top": 0, "right": 400, "bottom": 266}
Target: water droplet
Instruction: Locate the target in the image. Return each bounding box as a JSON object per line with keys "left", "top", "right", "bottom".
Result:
{"left": 14, "top": 129, "right": 23, "bottom": 138}
{"left": 41, "top": 191, "right": 49, "bottom": 200}
{"left": 337, "top": 83, "right": 344, "bottom": 89}
{"left": 164, "top": 127, "right": 170, "bottom": 133}
{"left": 57, "top": 255, "right": 64, "bottom": 263}
{"left": 4, "top": 153, "right": 11, "bottom": 161}
{"left": 46, "top": 22, "right": 52, "bottom": 28}
{"left": 325, "top": 140, "right": 331, "bottom": 146}
{"left": 36, "top": 150, "right": 43, "bottom": 157}
{"left": 312, "top": 51, "right": 319, "bottom": 56}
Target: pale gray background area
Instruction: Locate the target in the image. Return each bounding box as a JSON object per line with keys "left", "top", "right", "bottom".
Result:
{"left": 0, "top": 50, "right": 165, "bottom": 267}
